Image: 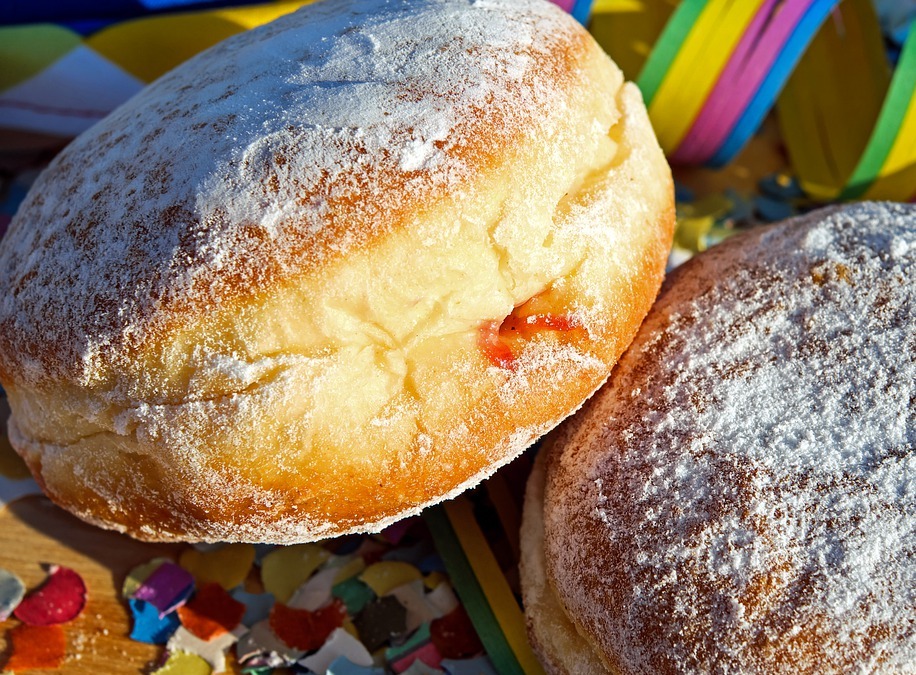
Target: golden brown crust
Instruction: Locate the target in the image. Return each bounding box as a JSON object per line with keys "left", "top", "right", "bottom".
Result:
{"left": 0, "top": 0, "right": 674, "bottom": 543}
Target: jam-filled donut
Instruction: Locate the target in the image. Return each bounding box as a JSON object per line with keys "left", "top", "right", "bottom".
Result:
{"left": 521, "top": 202, "right": 916, "bottom": 674}
{"left": 0, "top": 0, "right": 673, "bottom": 543}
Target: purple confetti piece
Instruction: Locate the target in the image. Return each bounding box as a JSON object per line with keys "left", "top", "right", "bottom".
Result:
{"left": 132, "top": 562, "right": 194, "bottom": 617}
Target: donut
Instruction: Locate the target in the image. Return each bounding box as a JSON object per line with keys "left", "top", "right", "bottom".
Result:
{"left": 521, "top": 202, "right": 916, "bottom": 673}
{"left": 0, "top": 0, "right": 674, "bottom": 543}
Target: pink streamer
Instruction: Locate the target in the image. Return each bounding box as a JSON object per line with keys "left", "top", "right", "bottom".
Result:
{"left": 673, "top": 0, "right": 815, "bottom": 163}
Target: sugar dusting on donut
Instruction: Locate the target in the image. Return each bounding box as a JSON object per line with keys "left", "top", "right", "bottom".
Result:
{"left": 544, "top": 203, "right": 916, "bottom": 673}
{"left": 0, "top": 0, "right": 674, "bottom": 542}
{"left": 0, "top": 0, "right": 588, "bottom": 389}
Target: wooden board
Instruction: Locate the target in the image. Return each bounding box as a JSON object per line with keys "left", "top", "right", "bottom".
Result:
{"left": 0, "top": 495, "right": 188, "bottom": 674}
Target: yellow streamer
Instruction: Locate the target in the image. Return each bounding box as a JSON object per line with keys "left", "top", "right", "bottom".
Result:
{"left": 88, "top": 0, "right": 313, "bottom": 83}
{"left": 649, "top": 0, "right": 766, "bottom": 152}
{"left": 863, "top": 92, "right": 916, "bottom": 200}
{"left": 444, "top": 499, "right": 546, "bottom": 675}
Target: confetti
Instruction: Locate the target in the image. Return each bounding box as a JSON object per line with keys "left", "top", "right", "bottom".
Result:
{"left": 269, "top": 601, "right": 346, "bottom": 652}
{"left": 352, "top": 595, "right": 408, "bottom": 652}
{"left": 288, "top": 567, "right": 338, "bottom": 612}
{"left": 389, "top": 579, "right": 442, "bottom": 632}
{"left": 441, "top": 656, "right": 499, "bottom": 675}
{"left": 398, "top": 658, "right": 445, "bottom": 675}
{"left": 387, "top": 623, "right": 443, "bottom": 673}
{"left": 180, "top": 544, "right": 255, "bottom": 590}
{"left": 430, "top": 607, "right": 484, "bottom": 660}
{"left": 14, "top": 565, "right": 86, "bottom": 625}
{"left": 426, "top": 582, "right": 459, "bottom": 617}
{"left": 166, "top": 625, "right": 242, "bottom": 674}
{"left": 123, "top": 558, "right": 171, "bottom": 598}
{"left": 150, "top": 650, "right": 213, "bottom": 675}
{"left": 3, "top": 623, "right": 66, "bottom": 671}
{"left": 333, "top": 557, "right": 367, "bottom": 585}
{"left": 235, "top": 618, "right": 305, "bottom": 666}
{"left": 134, "top": 562, "right": 195, "bottom": 617}
{"left": 231, "top": 589, "right": 275, "bottom": 627}
{"left": 129, "top": 598, "right": 181, "bottom": 644}
{"left": 359, "top": 562, "right": 422, "bottom": 597}
{"left": 260, "top": 544, "right": 330, "bottom": 603}
{"left": 327, "top": 655, "right": 386, "bottom": 675}
{"left": 177, "top": 583, "right": 246, "bottom": 641}
{"left": 298, "top": 627, "right": 374, "bottom": 675}
{"left": 332, "top": 576, "right": 375, "bottom": 616}
{"left": 0, "top": 568, "right": 25, "bottom": 621}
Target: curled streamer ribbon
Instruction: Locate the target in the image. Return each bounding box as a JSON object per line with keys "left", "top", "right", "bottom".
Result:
{"left": 599, "top": 0, "right": 916, "bottom": 201}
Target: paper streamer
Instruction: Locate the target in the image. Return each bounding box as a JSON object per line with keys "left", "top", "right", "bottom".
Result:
{"left": 423, "top": 506, "right": 526, "bottom": 675}
{"left": 597, "top": 0, "right": 916, "bottom": 201}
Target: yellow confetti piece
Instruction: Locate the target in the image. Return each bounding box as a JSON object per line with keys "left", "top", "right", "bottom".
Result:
{"left": 179, "top": 544, "right": 255, "bottom": 590}
{"left": 675, "top": 215, "right": 715, "bottom": 253}
{"left": 423, "top": 572, "right": 446, "bottom": 590}
{"left": 358, "top": 561, "right": 421, "bottom": 597}
{"left": 122, "top": 558, "right": 170, "bottom": 599}
{"left": 150, "top": 651, "right": 212, "bottom": 675}
{"left": 332, "top": 557, "right": 366, "bottom": 585}
{"left": 260, "top": 544, "right": 330, "bottom": 603}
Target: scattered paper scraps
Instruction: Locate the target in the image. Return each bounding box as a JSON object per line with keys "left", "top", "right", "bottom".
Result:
{"left": 441, "top": 656, "right": 499, "bottom": 675}
{"left": 352, "top": 595, "right": 408, "bottom": 652}
{"left": 260, "top": 544, "right": 330, "bottom": 603}
{"left": 268, "top": 600, "right": 346, "bottom": 652}
{"left": 297, "top": 627, "right": 373, "bottom": 674}
{"left": 177, "top": 582, "right": 246, "bottom": 642}
{"left": 132, "top": 561, "right": 195, "bottom": 617}
{"left": 166, "top": 624, "right": 243, "bottom": 673}
{"left": 129, "top": 597, "right": 181, "bottom": 644}
{"left": 430, "top": 607, "right": 484, "bottom": 660}
{"left": 150, "top": 650, "right": 213, "bottom": 675}
{"left": 2, "top": 623, "right": 67, "bottom": 671}
{"left": 327, "top": 655, "right": 385, "bottom": 675}
{"left": 0, "top": 493, "right": 510, "bottom": 674}
{"left": 359, "top": 561, "right": 422, "bottom": 597}
{"left": 179, "top": 543, "right": 255, "bottom": 590}
{"left": 123, "top": 557, "right": 172, "bottom": 598}
{"left": 386, "top": 623, "right": 442, "bottom": 673}
{"left": 13, "top": 564, "right": 87, "bottom": 625}
{"left": 0, "top": 568, "right": 25, "bottom": 621}
{"left": 231, "top": 589, "right": 275, "bottom": 627}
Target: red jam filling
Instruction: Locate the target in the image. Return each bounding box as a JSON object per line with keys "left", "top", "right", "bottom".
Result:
{"left": 478, "top": 301, "right": 583, "bottom": 370}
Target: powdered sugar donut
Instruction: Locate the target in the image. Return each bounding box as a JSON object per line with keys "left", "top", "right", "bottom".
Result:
{"left": 0, "top": 0, "right": 673, "bottom": 542}
{"left": 522, "top": 202, "right": 916, "bottom": 674}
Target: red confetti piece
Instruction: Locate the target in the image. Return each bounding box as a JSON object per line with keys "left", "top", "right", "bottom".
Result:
{"left": 14, "top": 565, "right": 87, "bottom": 626}
{"left": 177, "top": 582, "right": 246, "bottom": 641}
{"left": 391, "top": 640, "right": 443, "bottom": 673}
{"left": 269, "top": 600, "right": 346, "bottom": 651}
{"left": 430, "top": 606, "right": 484, "bottom": 659}
{"left": 3, "top": 624, "right": 67, "bottom": 671}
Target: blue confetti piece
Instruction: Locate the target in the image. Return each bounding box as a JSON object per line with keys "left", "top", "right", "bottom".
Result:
{"left": 723, "top": 188, "right": 753, "bottom": 223}
{"left": 418, "top": 554, "right": 446, "bottom": 574}
{"left": 674, "top": 181, "right": 696, "bottom": 203}
{"left": 441, "top": 656, "right": 499, "bottom": 675}
{"left": 758, "top": 174, "right": 805, "bottom": 200}
{"left": 754, "top": 195, "right": 797, "bottom": 222}
{"left": 128, "top": 598, "right": 180, "bottom": 644}
{"left": 230, "top": 589, "right": 275, "bottom": 627}
{"left": 327, "top": 655, "right": 385, "bottom": 675}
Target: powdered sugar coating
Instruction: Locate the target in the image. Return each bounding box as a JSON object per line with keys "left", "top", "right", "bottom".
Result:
{"left": 544, "top": 203, "right": 916, "bottom": 673}
{"left": 0, "top": 0, "right": 585, "bottom": 389}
